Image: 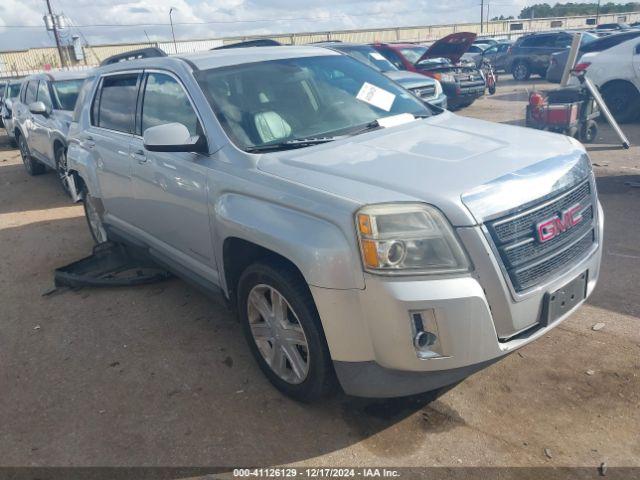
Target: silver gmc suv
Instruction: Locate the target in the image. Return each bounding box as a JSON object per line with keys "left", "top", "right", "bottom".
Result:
{"left": 66, "top": 46, "right": 603, "bottom": 400}
{"left": 13, "top": 70, "right": 91, "bottom": 195}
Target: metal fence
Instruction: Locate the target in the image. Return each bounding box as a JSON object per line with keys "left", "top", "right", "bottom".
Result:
{"left": 1, "top": 10, "right": 639, "bottom": 79}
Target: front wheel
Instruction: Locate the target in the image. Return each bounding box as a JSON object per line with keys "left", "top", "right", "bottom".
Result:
{"left": 238, "top": 261, "right": 336, "bottom": 402}
{"left": 18, "top": 135, "right": 45, "bottom": 176}
{"left": 83, "top": 190, "right": 108, "bottom": 244}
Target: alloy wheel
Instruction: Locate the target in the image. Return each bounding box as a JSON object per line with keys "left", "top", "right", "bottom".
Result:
{"left": 85, "top": 193, "right": 108, "bottom": 243}
{"left": 246, "top": 284, "right": 310, "bottom": 385}
{"left": 57, "top": 149, "right": 71, "bottom": 196}
{"left": 19, "top": 137, "right": 32, "bottom": 174}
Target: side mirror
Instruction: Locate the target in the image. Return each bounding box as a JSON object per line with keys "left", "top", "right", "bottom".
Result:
{"left": 143, "top": 123, "right": 207, "bottom": 153}
{"left": 5, "top": 99, "right": 13, "bottom": 111}
{"left": 29, "top": 101, "right": 48, "bottom": 115}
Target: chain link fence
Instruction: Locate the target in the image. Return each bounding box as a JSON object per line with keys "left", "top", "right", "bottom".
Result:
{"left": 1, "top": 11, "right": 639, "bottom": 79}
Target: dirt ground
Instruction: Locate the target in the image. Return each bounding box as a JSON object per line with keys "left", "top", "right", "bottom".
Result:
{"left": 0, "top": 79, "right": 639, "bottom": 475}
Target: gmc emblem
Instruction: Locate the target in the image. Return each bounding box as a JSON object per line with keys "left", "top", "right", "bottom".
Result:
{"left": 536, "top": 203, "right": 583, "bottom": 243}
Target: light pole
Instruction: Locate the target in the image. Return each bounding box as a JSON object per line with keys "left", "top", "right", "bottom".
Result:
{"left": 169, "top": 8, "right": 177, "bottom": 54}
{"left": 595, "top": 0, "right": 601, "bottom": 24}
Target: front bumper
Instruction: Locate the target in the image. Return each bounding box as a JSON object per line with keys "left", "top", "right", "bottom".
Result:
{"left": 310, "top": 202, "right": 603, "bottom": 398}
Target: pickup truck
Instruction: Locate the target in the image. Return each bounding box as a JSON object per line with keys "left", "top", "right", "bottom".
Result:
{"left": 66, "top": 46, "right": 603, "bottom": 400}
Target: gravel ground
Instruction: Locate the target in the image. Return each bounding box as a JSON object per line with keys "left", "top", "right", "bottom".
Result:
{"left": 0, "top": 78, "right": 638, "bottom": 475}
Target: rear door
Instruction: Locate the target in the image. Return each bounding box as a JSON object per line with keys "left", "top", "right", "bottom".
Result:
{"left": 31, "top": 80, "right": 55, "bottom": 166}
{"left": 634, "top": 42, "right": 640, "bottom": 83}
{"left": 129, "top": 70, "right": 216, "bottom": 276}
{"left": 89, "top": 72, "right": 141, "bottom": 228}
{"left": 20, "top": 81, "right": 38, "bottom": 146}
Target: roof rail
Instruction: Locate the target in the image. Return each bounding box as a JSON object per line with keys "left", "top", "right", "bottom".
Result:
{"left": 100, "top": 47, "right": 167, "bottom": 66}
{"left": 212, "top": 39, "right": 282, "bottom": 50}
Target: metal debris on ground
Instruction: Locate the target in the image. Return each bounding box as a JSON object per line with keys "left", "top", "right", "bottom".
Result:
{"left": 47, "top": 242, "right": 172, "bottom": 294}
{"left": 544, "top": 448, "right": 553, "bottom": 459}
{"left": 592, "top": 323, "right": 606, "bottom": 331}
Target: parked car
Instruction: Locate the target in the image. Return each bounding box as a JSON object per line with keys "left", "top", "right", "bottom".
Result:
{"left": 312, "top": 42, "right": 447, "bottom": 108}
{"left": 476, "top": 41, "right": 513, "bottom": 70}
{"left": 66, "top": 45, "right": 603, "bottom": 400}
{"left": 12, "top": 70, "right": 91, "bottom": 194}
{"left": 593, "top": 23, "right": 633, "bottom": 35}
{"left": 0, "top": 80, "right": 8, "bottom": 128}
{"left": 547, "top": 30, "right": 640, "bottom": 83}
{"left": 473, "top": 38, "right": 498, "bottom": 48}
{"left": 460, "top": 44, "right": 487, "bottom": 64}
{"left": 569, "top": 36, "right": 640, "bottom": 122}
{"left": 372, "top": 33, "right": 486, "bottom": 109}
{"left": 1, "top": 79, "right": 23, "bottom": 146}
{"left": 506, "top": 31, "right": 578, "bottom": 80}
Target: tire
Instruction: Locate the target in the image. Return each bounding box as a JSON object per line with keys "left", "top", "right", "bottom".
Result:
{"left": 512, "top": 61, "right": 531, "bottom": 81}
{"left": 601, "top": 82, "right": 640, "bottom": 123}
{"left": 237, "top": 260, "right": 336, "bottom": 402}
{"left": 580, "top": 120, "right": 598, "bottom": 143}
{"left": 55, "top": 144, "right": 72, "bottom": 197}
{"left": 83, "top": 189, "right": 109, "bottom": 244}
{"left": 17, "top": 134, "right": 45, "bottom": 176}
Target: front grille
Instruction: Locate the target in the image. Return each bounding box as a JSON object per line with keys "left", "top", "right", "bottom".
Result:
{"left": 411, "top": 85, "right": 436, "bottom": 99}
{"left": 486, "top": 179, "right": 597, "bottom": 293}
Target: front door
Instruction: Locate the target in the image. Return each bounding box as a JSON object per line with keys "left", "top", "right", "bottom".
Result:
{"left": 31, "top": 80, "right": 55, "bottom": 166}
{"left": 89, "top": 72, "right": 141, "bottom": 228}
{"left": 130, "top": 71, "right": 216, "bottom": 278}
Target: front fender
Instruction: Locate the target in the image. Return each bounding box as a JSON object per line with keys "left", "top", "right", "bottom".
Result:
{"left": 214, "top": 193, "right": 364, "bottom": 291}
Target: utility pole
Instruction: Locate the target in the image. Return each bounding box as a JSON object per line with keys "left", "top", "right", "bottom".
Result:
{"left": 596, "top": 0, "right": 601, "bottom": 24}
{"left": 480, "top": 0, "right": 484, "bottom": 33}
{"left": 45, "top": 0, "right": 66, "bottom": 67}
{"left": 169, "top": 8, "right": 178, "bottom": 54}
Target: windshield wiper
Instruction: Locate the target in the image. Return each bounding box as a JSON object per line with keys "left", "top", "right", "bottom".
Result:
{"left": 245, "top": 136, "right": 338, "bottom": 153}
{"left": 347, "top": 114, "right": 430, "bottom": 138}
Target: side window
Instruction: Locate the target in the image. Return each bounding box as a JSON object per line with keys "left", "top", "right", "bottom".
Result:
{"left": 94, "top": 74, "right": 139, "bottom": 133}
{"left": 72, "top": 77, "right": 95, "bottom": 123}
{"left": 37, "top": 81, "right": 53, "bottom": 110}
{"left": 25, "top": 81, "right": 38, "bottom": 104}
{"left": 377, "top": 49, "right": 405, "bottom": 70}
{"left": 484, "top": 46, "right": 498, "bottom": 55}
{"left": 553, "top": 35, "right": 572, "bottom": 48}
{"left": 141, "top": 73, "right": 199, "bottom": 136}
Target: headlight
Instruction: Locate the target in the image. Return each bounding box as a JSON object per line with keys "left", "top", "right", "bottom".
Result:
{"left": 356, "top": 203, "right": 470, "bottom": 275}
{"left": 434, "top": 79, "right": 443, "bottom": 96}
{"left": 439, "top": 73, "right": 455, "bottom": 83}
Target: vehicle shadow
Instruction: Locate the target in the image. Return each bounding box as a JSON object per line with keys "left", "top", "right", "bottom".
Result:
{"left": 587, "top": 174, "right": 640, "bottom": 319}
{"left": 0, "top": 216, "right": 463, "bottom": 467}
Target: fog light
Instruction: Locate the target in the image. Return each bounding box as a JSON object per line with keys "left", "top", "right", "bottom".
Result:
{"left": 414, "top": 331, "right": 437, "bottom": 349}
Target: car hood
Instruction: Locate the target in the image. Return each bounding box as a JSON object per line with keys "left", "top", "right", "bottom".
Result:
{"left": 257, "top": 111, "right": 587, "bottom": 227}
{"left": 384, "top": 70, "right": 436, "bottom": 89}
{"left": 418, "top": 32, "right": 477, "bottom": 64}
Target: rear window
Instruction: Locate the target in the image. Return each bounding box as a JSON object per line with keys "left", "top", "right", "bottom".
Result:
{"left": 583, "top": 31, "right": 640, "bottom": 52}
{"left": 93, "top": 74, "right": 139, "bottom": 133}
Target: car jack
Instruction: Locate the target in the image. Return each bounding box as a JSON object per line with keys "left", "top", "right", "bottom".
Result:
{"left": 48, "top": 242, "right": 172, "bottom": 292}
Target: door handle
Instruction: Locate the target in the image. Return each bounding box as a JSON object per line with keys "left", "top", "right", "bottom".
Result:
{"left": 131, "top": 149, "right": 148, "bottom": 164}
{"left": 84, "top": 135, "right": 95, "bottom": 148}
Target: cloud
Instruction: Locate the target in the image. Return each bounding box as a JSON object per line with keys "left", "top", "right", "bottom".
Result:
{"left": 0, "top": 0, "right": 623, "bottom": 51}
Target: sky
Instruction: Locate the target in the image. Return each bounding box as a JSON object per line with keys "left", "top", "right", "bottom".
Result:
{"left": 0, "top": 0, "right": 628, "bottom": 51}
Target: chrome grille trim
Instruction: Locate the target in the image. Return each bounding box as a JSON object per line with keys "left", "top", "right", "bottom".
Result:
{"left": 483, "top": 177, "right": 598, "bottom": 296}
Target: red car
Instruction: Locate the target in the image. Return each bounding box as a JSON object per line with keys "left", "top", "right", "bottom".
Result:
{"left": 371, "top": 33, "right": 486, "bottom": 109}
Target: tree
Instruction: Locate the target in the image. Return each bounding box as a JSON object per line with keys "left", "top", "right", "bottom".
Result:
{"left": 518, "top": 2, "right": 640, "bottom": 19}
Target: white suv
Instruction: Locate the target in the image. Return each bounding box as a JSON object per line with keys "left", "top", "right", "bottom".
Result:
{"left": 574, "top": 36, "right": 640, "bottom": 122}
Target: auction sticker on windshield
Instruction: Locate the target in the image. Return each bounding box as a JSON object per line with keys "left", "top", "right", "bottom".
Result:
{"left": 370, "top": 52, "right": 387, "bottom": 61}
{"left": 356, "top": 82, "right": 395, "bottom": 111}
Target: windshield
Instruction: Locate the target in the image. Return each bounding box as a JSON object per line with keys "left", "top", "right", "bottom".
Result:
{"left": 196, "top": 55, "right": 430, "bottom": 152}
{"left": 399, "top": 46, "right": 428, "bottom": 64}
{"left": 8, "top": 83, "right": 22, "bottom": 98}
{"left": 52, "top": 79, "right": 84, "bottom": 110}
{"left": 334, "top": 45, "right": 398, "bottom": 72}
